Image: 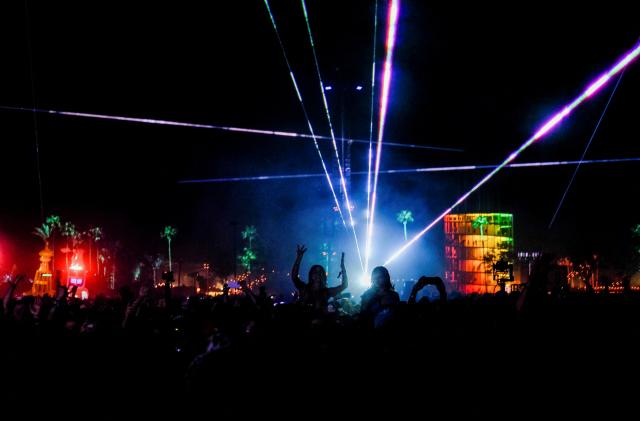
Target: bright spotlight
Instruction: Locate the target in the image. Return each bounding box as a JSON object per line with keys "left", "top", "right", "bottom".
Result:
{"left": 360, "top": 274, "right": 371, "bottom": 286}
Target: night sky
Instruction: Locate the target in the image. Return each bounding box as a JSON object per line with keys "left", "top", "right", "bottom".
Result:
{"left": 1, "top": 1, "right": 639, "bottom": 281}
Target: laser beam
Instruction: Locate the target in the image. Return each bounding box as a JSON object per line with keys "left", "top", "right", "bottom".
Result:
{"left": 301, "top": 0, "right": 364, "bottom": 271}
{"left": 366, "top": 0, "right": 379, "bottom": 261}
{"left": 365, "top": 0, "right": 400, "bottom": 277}
{"left": 383, "top": 40, "right": 640, "bottom": 267}
{"left": 0, "top": 104, "right": 460, "bottom": 152}
{"left": 263, "top": 0, "right": 347, "bottom": 228}
{"left": 548, "top": 69, "right": 625, "bottom": 228}
{"left": 177, "top": 157, "right": 640, "bottom": 184}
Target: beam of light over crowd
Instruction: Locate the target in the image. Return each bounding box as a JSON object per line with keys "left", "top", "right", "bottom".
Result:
{"left": 301, "top": 0, "right": 364, "bottom": 271}
{"left": 548, "top": 69, "right": 625, "bottom": 229}
{"left": 365, "top": 0, "right": 400, "bottom": 277}
{"left": 178, "top": 157, "right": 640, "bottom": 184}
{"left": 366, "top": 0, "right": 379, "bottom": 250}
{"left": 383, "top": 41, "right": 640, "bottom": 267}
{"left": 263, "top": 0, "right": 346, "bottom": 228}
{"left": 0, "top": 105, "right": 460, "bottom": 152}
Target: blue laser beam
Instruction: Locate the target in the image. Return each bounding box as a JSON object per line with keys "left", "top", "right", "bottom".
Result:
{"left": 300, "top": 0, "right": 364, "bottom": 271}
{"left": 263, "top": 0, "right": 347, "bottom": 228}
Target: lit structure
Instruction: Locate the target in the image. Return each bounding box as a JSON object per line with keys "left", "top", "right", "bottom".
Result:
{"left": 32, "top": 243, "right": 55, "bottom": 296}
{"left": 67, "top": 251, "right": 87, "bottom": 297}
{"left": 385, "top": 41, "right": 640, "bottom": 266}
{"left": 516, "top": 251, "right": 542, "bottom": 285}
{"left": 444, "top": 213, "right": 514, "bottom": 294}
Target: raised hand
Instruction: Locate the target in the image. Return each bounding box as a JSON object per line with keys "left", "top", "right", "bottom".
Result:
{"left": 296, "top": 245, "right": 307, "bottom": 257}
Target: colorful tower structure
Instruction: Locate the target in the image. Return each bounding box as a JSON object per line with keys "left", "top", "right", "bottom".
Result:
{"left": 32, "top": 243, "right": 55, "bottom": 296}
{"left": 444, "top": 213, "right": 515, "bottom": 294}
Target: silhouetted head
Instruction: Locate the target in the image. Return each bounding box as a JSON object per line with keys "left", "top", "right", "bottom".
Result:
{"left": 308, "top": 265, "right": 327, "bottom": 290}
{"left": 371, "top": 266, "right": 393, "bottom": 290}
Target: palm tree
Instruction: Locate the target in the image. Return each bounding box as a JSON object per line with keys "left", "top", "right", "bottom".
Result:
{"left": 152, "top": 255, "right": 164, "bottom": 285}
{"left": 33, "top": 223, "right": 52, "bottom": 247}
{"left": 396, "top": 210, "right": 414, "bottom": 241}
{"left": 45, "top": 215, "right": 61, "bottom": 269}
{"left": 87, "top": 227, "right": 103, "bottom": 274}
{"left": 239, "top": 247, "right": 257, "bottom": 272}
{"left": 45, "top": 215, "right": 61, "bottom": 230}
{"left": 98, "top": 247, "right": 111, "bottom": 283}
{"left": 241, "top": 225, "right": 257, "bottom": 250}
{"left": 161, "top": 226, "right": 177, "bottom": 271}
{"left": 472, "top": 215, "right": 489, "bottom": 236}
{"left": 632, "top": 224, "right": 640, "bottom": 271}
{"left": 61, "top": 222, "right": 77, "bottom": 269}
{"left": 473, "top": 215, "right": 490, "bottom": 291}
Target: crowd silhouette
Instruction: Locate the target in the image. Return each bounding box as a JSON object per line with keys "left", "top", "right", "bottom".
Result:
{"left": 2, "top": 247, "right": 639, "bottom": 419}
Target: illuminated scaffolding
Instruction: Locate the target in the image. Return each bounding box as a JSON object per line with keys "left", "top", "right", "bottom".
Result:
{"left": 32, "top": 244, "right": 55, "bottom": 296}
{"left": 444, "top": 213, "right": 515, "bottom": 294}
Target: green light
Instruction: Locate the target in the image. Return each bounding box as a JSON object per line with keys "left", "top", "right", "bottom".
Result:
{"left": 396, "top": 210, "right": 414, "bottom": 241}
{"left": 161, "top": 225, "right": 178, "bottom": 272}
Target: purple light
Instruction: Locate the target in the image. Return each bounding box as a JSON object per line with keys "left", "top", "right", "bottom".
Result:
{"left": 0, "top": 105, "right": 460, "bottom": 151}
{"left": 178, "top": 157, "right": 640, "bottom": 184}
{"left": 384, "top": 41, "right": 640, "bottom": 266}
{"left": 365, "top": 0, "right": 400, "bottom": 276}
{"left": 365, "top": 0, "right": 379, "bottom": 275}
{"left": 584, "top": 74, "right": 610, "bottom": 98}
{"left": 356, "top": 85, "right": 363, "bottom": 91}
{"left": 325, "top": 85, "right": 333, "bottom": 91}
{"left": 532, "top": 106, "right": 571, "bottom": 140}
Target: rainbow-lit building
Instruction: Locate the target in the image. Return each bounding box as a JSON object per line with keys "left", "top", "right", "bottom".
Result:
{"left": 444, "top": 213, "right": 515, "bottom": 294}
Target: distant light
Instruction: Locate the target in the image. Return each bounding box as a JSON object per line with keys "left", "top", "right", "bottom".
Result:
{"left": 356, "top": 85, "right": 363, "bottom": 91}
{"left": 360, "top": 275, "right": 371, "bottom": 286}
{"left": 325, "top": 85, "right": 333, "bottom": 91}
{"left": 69, "top": 263, "right": 83, "bottom": 271}
{"left": 69, "top": 278, "right": 83, "bottom": 286}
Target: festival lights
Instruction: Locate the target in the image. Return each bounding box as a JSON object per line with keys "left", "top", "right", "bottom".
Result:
{"left": 263, "top": 0, "right": 347, "bottom": 228}
{"left": 365, "top": 0, "right": 400, "bottom": 278}
{"left": 301, "top": 0, "right": 364, "bottom": 271}
{"left": 178, "top": 157, "right": 640, "bottom": 184}
{"left": 383, "top": 41, "right": 640, "bottom": 266}
{"left": 0, "top": 105, "right": 460, "bottom": 152}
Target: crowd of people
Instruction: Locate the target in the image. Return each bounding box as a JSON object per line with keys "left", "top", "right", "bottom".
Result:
{"left": 2, "top": 246, "right": 640, "bottom": 418}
